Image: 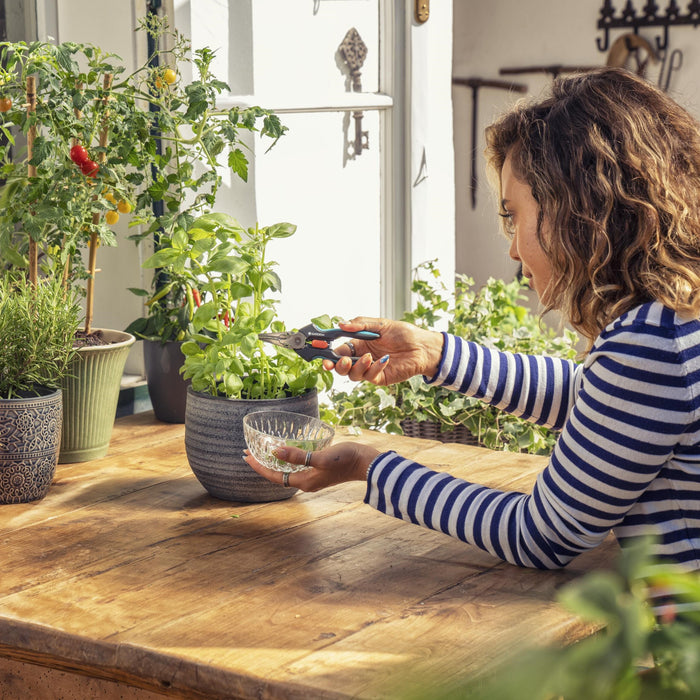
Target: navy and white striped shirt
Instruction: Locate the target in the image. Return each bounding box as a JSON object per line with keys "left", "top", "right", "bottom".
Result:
{"left": 364, "top": 302, "right": 700, "bottom": 569}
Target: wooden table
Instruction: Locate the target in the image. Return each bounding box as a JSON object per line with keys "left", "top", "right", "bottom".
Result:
{"left": 0, "top": 413, "right": 619, "bottom": 699}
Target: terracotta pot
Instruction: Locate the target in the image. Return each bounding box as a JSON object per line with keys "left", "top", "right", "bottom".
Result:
{"left": 185, "top": 387, "right": 319, "bottom": 502}
{"left": 143, "top": 339, "right": 189, "bottom": 423}
{"left": 59, "top": 329, "right": 134, "bottom": 463}
{"left": 0, "top": 388, "right": 62, "bottom": 504}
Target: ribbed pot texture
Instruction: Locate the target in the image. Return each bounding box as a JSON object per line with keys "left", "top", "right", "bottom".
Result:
{"left": 59, "top": 329, "right": 134, "bottom": 463}
{"left": 143, "top": 339, "right": 189, "bottom": 424}
{"left": 0, "top": 388, "right": 62, "bottom": 504}
{"left": 185, "top": 387, "right": 319, "bottom": 502}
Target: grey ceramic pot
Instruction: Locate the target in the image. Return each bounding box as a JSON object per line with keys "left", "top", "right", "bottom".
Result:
{"left": 0, "top": 388, "right": 62, "bottom": 504}
{"left": 185, "top": 387, "right": 319, "bottom": 502}
{"left": 143, "top": 339, "right": 189, "bottom": 423}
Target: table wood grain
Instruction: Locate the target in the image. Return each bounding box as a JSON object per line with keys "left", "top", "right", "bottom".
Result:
{"left": 0, "top": 413, "right": 619, "bottom": 699}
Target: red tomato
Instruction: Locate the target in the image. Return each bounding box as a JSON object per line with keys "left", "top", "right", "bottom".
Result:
{"left": 80, "top": 159, "right": 99, "bottom": 177}
{"left": 70, "top": 144, "right": 89, "bottom": 165}
{"left": 0, "top": 97, "right": 12, "bottom": 112}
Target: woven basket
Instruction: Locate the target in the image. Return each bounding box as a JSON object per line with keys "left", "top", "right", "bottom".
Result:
{"left": 400, "top": 419, "right": 480, "bottom": 446}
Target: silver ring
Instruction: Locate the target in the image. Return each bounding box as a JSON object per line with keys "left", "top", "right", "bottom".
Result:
{"left": 346, "top": 341, "right": 356, "bottom": 356}
{"left": 283, "top": 471, "right": 291, "bottom": 488}
{"left": 304, "top": 450, "right": 313, "bottom": 467}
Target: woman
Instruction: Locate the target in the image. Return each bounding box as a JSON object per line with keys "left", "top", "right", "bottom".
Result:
{"left": 245, "top": 68, "right": 700, "bottom": 570}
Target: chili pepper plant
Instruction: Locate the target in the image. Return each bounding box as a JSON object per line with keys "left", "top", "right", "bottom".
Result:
{"left": 125, "top": 14, "right": 286, "bottom": 345}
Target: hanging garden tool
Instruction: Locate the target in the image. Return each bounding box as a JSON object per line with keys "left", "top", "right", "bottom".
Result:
{"left": 605, "top": 32, "right": 658, "bottom": 78}
{"left": 499, "top": 64, "right": 600, "bottom": 79}
{"left": 452, "top": 77, "right": 527, "bottom": 209}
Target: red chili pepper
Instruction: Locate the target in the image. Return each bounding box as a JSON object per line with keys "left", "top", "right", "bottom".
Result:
{"left": 222, "top": 310, "right": 230, "bottom": 328}
{"left": 192, "top": 288, "right": 202, "bottom": 307}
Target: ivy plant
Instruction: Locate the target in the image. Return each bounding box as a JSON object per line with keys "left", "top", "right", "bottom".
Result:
{"left": 325, "top": 260, "right": 579, "bottom": 455}
{"left": 146, "top": 212, "right": 332, "bottom": 400}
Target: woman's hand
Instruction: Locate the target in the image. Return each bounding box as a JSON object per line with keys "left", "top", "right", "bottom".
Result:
{"left": 324, "top": 317, "right": 444, "bottom": 386}
{"left": 244, "top": 442, "right": 380, "bottom": 492}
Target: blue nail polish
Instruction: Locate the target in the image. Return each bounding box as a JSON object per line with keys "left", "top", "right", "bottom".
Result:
{"left": 380, "top": 354, "right": 389, "bottom": 364}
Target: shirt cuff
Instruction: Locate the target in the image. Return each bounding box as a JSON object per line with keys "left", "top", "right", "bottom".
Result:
{"left": 363, "top": 450, "right": 396, "bottom": 504}
{"left": 424, "top": 331, "right": 450, "bottom": 385}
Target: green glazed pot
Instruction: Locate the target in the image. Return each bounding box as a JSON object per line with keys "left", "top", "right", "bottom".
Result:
{"left": 0, "top": 388, "right": 62, "bottom": 504}
{"left": 59, "top": 329, "right": 135, "bottom": 464}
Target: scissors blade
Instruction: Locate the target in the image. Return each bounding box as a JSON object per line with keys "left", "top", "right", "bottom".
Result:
{"left": 258, "top": 331, "right": 306, "bottom": 350}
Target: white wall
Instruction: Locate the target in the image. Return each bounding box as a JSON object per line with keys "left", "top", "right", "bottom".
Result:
{"left": 452, "top": 0, "right": 700, "bottom": 289}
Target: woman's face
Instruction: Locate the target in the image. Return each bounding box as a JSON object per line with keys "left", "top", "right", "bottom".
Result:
{"left": 501, "top": 153, "right": 553, "bottom": 303}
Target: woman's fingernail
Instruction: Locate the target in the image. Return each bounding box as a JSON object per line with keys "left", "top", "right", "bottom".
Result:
{"left": 380, "top": 354, "right": 390, "bottom": 364}
{"left": 273, "top": 447, "right": 288, "bottom": 459}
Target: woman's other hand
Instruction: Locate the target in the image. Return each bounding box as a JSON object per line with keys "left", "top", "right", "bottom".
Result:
{"left": 244, "top": 442, "right": 381, "bottom": 492}
{"left": 324, "top": 317, "right": 443, "bottom": 385}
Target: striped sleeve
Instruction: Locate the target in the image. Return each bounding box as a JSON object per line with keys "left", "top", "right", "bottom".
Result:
{"left": 364, "top": 303, "right": 700, "bottom": 569}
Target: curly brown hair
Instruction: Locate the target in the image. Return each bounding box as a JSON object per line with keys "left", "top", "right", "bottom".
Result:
{"left": 485, "top": 67, "right": 700, "bottom": 347}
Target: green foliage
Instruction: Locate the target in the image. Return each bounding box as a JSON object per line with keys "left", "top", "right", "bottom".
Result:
{"left": 125, "top": 15, "right": 286, "bottom": 343}
{"left": 452, "top": 539, "right": 700, "bottom": 700}
{"left": 0, "top": 275, "right": 80, "bottom": 398}
{"left": 326, "top": 260, "right": 579, "bottom": 454}
{"left": 0, "top": 15, "right": 285, "bottom": 338}
{"left": 157, "top": 213, "right": 332, "bottom": 400}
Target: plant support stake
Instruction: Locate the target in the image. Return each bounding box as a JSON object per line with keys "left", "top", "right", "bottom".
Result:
{"left": 26, "top": 76, "right": 37, "bottom": 286}
{"left": 85, "top": 73, "right": 113, "bottom": 336}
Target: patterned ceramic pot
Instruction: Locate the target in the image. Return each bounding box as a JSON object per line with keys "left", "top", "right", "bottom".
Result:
{"left": 185, "top": 387, "right": 319, "bottom": 502}
{"left": 0, "top": 388, "right": 62, "bottom": 504}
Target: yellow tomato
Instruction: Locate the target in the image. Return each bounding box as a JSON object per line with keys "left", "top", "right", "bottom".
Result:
{"left": 105, "top": 210, "right": 120, "bottom": 226}
{"left": 117, "top": 200, "right": 132, "bottom": 214}
{"left": 104, "top": 192, "right": 117, "bottom": 204}
{"left": 163, "top": 68, "right": 177, "bottom": 85}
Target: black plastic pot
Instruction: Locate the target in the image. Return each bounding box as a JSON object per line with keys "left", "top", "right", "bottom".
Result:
{"left": 143, "top": 339, "right": 189, "bottom": 423}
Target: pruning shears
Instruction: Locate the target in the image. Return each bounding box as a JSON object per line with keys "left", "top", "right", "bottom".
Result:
{"left": 258, "top": 323, "right": 380, "bottom": 364}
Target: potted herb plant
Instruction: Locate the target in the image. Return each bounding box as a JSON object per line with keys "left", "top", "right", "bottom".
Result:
{"left": 124, "top": 15, "right": 286, "bottom": 423}
{"left": 145, "top": 212, "right": 333, "bottom": 502}
{"left": 0, "top": 274, "right": 80, "bottom": 503}
{"left": 0, "top": 39, "right": 159, "bottom": 462}
{"left": 326, "top": 261, "right": 579, "bottom": 455}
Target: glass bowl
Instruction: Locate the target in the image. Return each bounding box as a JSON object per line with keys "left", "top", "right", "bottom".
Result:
{"left": 243, "top": 410, "right": 334, "bottom": 473}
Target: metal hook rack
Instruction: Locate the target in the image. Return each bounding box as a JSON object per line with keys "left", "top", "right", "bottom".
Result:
{"left": 596, "top": 0, "right": 700, "bottom": 53}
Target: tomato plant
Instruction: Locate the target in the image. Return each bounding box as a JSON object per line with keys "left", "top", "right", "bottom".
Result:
{"left": 105, "top": 210, "right": 119, "bottom": 225}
